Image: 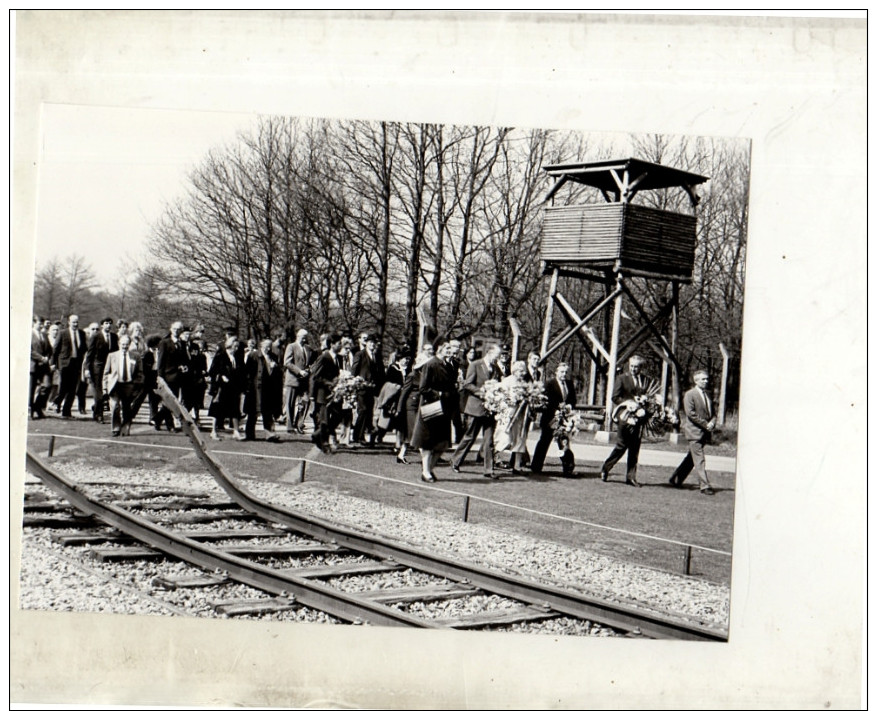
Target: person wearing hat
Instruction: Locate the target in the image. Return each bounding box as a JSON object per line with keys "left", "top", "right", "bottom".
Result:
{"left": 84, "top": 316, "right": 118, "bottom": 423}
{"left": 373, "top": 345, "right": 411, "bottom": 453}
{"left": 600, "top": 354, "right": 650, "bottom": 487}
{"left": 496, "top": 344, "right": 511, "bottom": 378}
{"left": 155, "top": 321, "right": 191, "bottom": 432}
{"left": 351, "top": 332, "right": 385, "bottom": 446}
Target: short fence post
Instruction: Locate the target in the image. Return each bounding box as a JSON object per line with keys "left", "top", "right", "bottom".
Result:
{"left": 47, "top": 436, "right": 55, "bottom": 458}
{"left": 683, "top": 545, "right": 692, "bottom": 575}
{"left": 299, "top": 460, "right": 307, "bottom": 483}
{"left": 462, "top": 496, "right": 470, "bottom": 523}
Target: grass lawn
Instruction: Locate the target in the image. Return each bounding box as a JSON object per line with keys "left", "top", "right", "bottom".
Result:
{"left": 22, "top": 414, "right": 736, "bottom": 586}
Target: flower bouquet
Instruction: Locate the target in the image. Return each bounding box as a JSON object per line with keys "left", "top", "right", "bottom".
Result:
{"left": 550, "top": 403, "right": 584, "bottom": 444}
{"left": 480, "top": 379, "right": 516, "bottom": 417}
{"left": 611, "top": 378, "right": 679, "bottom": 437}
{"left": 549, "top": 404, "right": 584, "bottom": 476}
{"left": 331, "top": 371, "right": 371, "bottom": 409}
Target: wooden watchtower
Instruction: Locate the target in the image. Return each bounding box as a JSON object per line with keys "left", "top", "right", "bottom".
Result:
{"left": 537, "top": 157, "right": 709, "bottom": 431}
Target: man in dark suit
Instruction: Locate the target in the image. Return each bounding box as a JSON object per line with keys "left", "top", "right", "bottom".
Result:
{"left": 84, "top": 317, "right": 118, "bottom": 423}
{"left": 518, "top": 350, "right": 545, "bottom": 467}
{"left": 525, "top": 351, "right": 543, "bottom": 384}
{"left": 600, "top": 355, "right": 649, "bottom": 486}
{"left": 102, "top": 334, "right": 144, "bottom": 436}
{"left": 452, "top": 343, "right": 502, "bottom": 477}
{"left": 30, "top": 316, "right": 52, "bottom": 419}
{"left": 351, "top": 333, "right": 385, "bottom": 446}
{"left": 445, "top": 339, "right": 465, "bottom": 445}
{"left": 55, "top": 314, "right": 88, "bottom": 418}
{"left": 310, "top": 333, "right": 343, "bottom": 453}
{"left": 529, "top": 361, "right": 577, "bottom": 474}
{"left": 670, "top": 370, "right": 717, "bottom": 495}
{"left": 156, "top": 321, "right": 190, "bottom": 432}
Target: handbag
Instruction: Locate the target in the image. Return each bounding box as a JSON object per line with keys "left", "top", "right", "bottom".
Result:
{"left": 420, "top": 399, "right": 444, "bottom": 421}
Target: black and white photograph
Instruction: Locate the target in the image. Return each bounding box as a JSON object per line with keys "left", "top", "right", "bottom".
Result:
{"left": 10, "top": 11, "right": 866, "bottom": 709}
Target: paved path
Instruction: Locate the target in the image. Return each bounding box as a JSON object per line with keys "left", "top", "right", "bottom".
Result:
{"left": 526, "top": 432, "right": 737, "bottom": 473}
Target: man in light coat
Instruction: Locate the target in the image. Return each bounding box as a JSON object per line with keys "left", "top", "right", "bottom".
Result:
{"left": 102, "top": 334, "right": 144, "bottom": 436}
{"left": 283, "top": 329, "right": 312, "bottom": 434}
{"left": 669, "top": 370, "right": 717, "bottom": 495}
{"left": 451, "top": 343, "right": 502, "bottom": 478}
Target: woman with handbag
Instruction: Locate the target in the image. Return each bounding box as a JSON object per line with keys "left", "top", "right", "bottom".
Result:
{"left": 373, "top": 347, "right": 411, "bottom": 457}
{"left": 396, "top": 346, "right": 430, "bottom": 465}
{"left": 409, "top": 342, "right": 458, "bottom": 483}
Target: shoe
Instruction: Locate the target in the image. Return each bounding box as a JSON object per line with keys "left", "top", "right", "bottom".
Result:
{"left": 498, "top": 460, "right": 510, "bottom": 470}
{"left": 329, "top": 443, "right": 338, "bottom": 454}
{"left": 122, "top": 424, "right": 132, "bottom": 436}
{"left": 474, "top": 456, "right": 484, "bottom": 465}
{"left": 79, "top": 408, "right": 87, "bottom": 416}
{"left": 396, "top": 456, "right": 409, "bottom": 465}
{"left": 348, "top": 441, "right": 362, "bottom": 449}
{"left": 111, "top": 430, "right": 120, "bottom": 437}
{"left": 625, "top": 478, "right": 642, "bottom": 488}
{"left": 512, "top": 469, "right": 523, "bottom": 476}
{"left": 600, "top": 470, "right": 609, "bottom": 482}
{"left": 484, "top": 470, "right": 501, "bottom": 479}
{"left": 173, "top": 426, "right": 183, "bottom": 433}
{"left": 232, "top": 431, "right": 245, "bottom": 441}
{"left": 210, "top": 432, "right": 222, "bottom": 441}
{"left": 451, "top": 463, "right": 460, "bottom": 473}
{"left": 421, "top": 473, "right": 437, "bottom": 483}
{"left": 61, "top": 413, "right": 72, "bottom": 419}
{"left": 700, "top": 487, "right": 715, "bottom": 496}
{"left": 267, "top": 434, "right": 280, "bottom": 442}
{"left": 669, "top": 476, "right": 682, "bottom": 488}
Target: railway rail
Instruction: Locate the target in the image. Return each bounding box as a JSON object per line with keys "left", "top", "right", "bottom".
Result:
{"left": 21, "top": 380, "right": 728, "bottom": 641}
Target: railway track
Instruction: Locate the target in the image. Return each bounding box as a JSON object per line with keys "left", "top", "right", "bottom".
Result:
{"left": 21, "top": 380, "right": 728, "bottom": 640}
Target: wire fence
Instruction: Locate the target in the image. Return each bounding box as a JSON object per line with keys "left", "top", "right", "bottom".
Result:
{"left": 26, "top": 431, "right": 732, "bottom": 577}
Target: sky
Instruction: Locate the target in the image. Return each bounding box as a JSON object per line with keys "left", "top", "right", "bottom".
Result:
{"left": 34, "top": 103, "right": 258, "bottom": 287}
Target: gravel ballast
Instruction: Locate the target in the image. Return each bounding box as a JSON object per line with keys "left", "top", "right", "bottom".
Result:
{"left": 17, "top": 462, "right": 730, "bottom": 632}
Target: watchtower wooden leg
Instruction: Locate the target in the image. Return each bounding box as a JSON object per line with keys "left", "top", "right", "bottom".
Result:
{"left": 539, "top": 268, "right": 560, "bottom": 361}
{"left": 603, "top": 273, "right": 624, "bottom": 431}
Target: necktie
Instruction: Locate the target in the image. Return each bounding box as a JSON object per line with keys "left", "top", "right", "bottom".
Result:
{"left": 122, "top": 353, "right": 128, "bottom": 382}
{"left": 560, "top": 380, "right": 567, "bottom": 400}
{"left": 71, "top": 330, "right": 77, "bottom": 358}
{"left": 701, "top": 389, "right": 711, "bottom": 416}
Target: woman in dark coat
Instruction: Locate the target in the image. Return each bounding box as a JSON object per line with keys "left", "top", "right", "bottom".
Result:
{"left": 184, "top": 340, "right": 208, "bottom": 427}
{"left": 374, "top": 348, "right": 411, "bottom": 461}
{"left": 207, "top": 333, "right": 246, "bottom": 441}
{"left": 397, "top": 345, "right": 433, "bottom": 465}
{"left": 409, "top": 343, "right": 459, "bottom": 482}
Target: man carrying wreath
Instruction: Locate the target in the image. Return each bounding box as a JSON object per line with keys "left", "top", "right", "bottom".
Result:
{"left": 529, "top": 361, "right": 577, "bottom": 475}
{"left": 452, "top": 343, "right": 502, "bottom": 478}
{"left": 600, "top": 354, "right": 649, "bottom": 487}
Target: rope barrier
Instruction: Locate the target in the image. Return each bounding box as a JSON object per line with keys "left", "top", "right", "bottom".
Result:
{"left": 26, "top": 431, "right": 732, "bottom": 557}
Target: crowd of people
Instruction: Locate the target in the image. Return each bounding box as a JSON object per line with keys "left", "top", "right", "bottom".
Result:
{"left": 29, "top": 313, "right": 717, "bottom": 491}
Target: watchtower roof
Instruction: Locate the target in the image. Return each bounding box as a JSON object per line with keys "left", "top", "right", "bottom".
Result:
{"left": 543, "top": 158, "right": 708, "bottom": 196}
